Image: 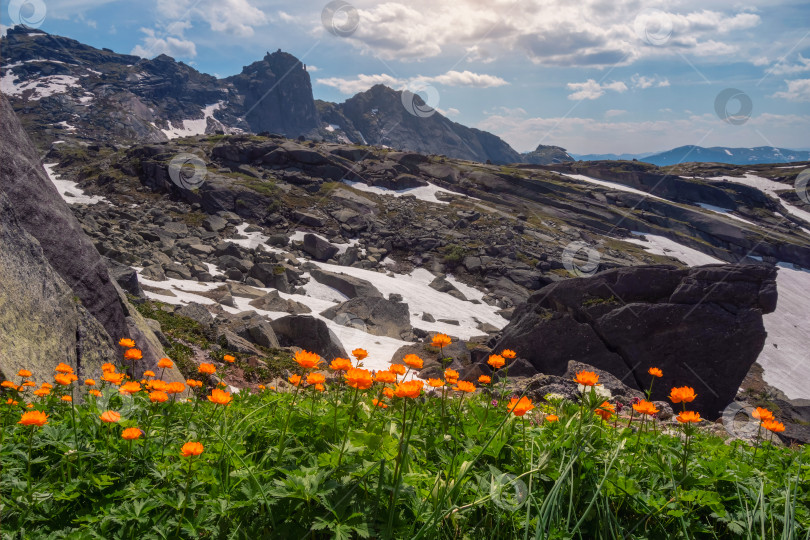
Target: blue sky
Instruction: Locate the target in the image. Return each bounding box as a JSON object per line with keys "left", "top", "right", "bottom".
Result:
{"left": 2, "top": 0, "right": 809, "bottom": 154}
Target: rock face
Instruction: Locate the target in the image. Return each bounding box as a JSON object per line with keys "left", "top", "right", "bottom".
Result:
{"left": 0, "top": 94, "right": 126, "bottom": 354}
{"left": 321, "top": 297, "right": 412, "bottom": 340}
{"left": 494, "top": 264, "right": 778, "bottom": 418}
{"left": 520, "top": 145, "right": 574, "bottom": 165}
{"left": 309, "top": 268, "right": 383, "bottom": 299}
{"left": 270, "top": 315, "right": 347, "bottom": 360}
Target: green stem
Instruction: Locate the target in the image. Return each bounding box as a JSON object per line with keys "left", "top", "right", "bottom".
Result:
{"left": 174, "top": 457, "right": 195, "bottom": 538}
{"left": 26, "top": 427, "right": 35, "bottom": 493}
{"left": 275, "top": 374, "right": 303, "bottom": 464}
{"left": 336, "top": 386, "right": 360, "bottom": 469}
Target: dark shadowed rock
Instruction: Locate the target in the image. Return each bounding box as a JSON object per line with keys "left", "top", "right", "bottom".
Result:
{"left": 270, "top": 315, "right": 347, "bottom": 359}
{"left": 309, "top": 268, "right": 382, "bottom": 299}
{"left": 494, "top": 264, "right": 778, "bottom": 418}
{"left": 249, "top": 290, "right": 312, "bottom": 314}
{"left": 321, "top": 296, "right": 412, "bottom": 339}
{"left": 301, "top": 234, "right": 339, "bottom": 261}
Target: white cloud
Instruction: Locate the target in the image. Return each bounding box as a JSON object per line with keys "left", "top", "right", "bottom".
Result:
{"left": 306, "top": 65, "right": 320, "bottom": 72}
{"left": 131, "top": 28, "right": 197, "bottom": 59}
{"left": 438, "top": 107, "right": 460, "bottom": 117}
{"left": 316, "top": 69, "right": 507, "bottom": 94}
{"left": 605, "top": 109, "right": 627, "bottom": 118}
{"left": 631, "top": 74, "right": 670, "bottom": 89}
{"left": 772, "top": 79, "right": 810, "bottom": 102}
{"left": 155, "top": 0, "right": 268, "bottom": 38}
{"left": 768, "top": 54, "right": 810, "bottom": 76}
{"left": 566, "top": 79, "right": 627, "bottom": 100}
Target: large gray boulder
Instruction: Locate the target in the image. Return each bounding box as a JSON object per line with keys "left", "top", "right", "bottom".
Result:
{"left": 270, "top": 315, "right": 347, "bottom": 360}
{"left": 320, "top": 296, "right": 412, "bottom": 340}
{"left": 301, "top": 233, "right": 339, "bottom": 261}
{"left": 309, "top": 268, "right": 383, "bottom": 299}
{"left": 494, "top": 264, "right": 778, "bottom": 418}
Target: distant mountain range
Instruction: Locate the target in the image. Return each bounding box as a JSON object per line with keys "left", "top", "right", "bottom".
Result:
{"left": 574, "top": 146, "right": 810, "bottom": 166}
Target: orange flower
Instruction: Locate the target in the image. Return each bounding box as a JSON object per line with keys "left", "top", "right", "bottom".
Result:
{"left": 100, "top": 410, "right": 121, "bottom": 423}
{"left": 1, "top": 380, "right": 16, "bottom": 389}
{"left": 186, "top": 379, "right": 203, "bottom": 388}
{"left": 101, "top": 363, "right": 116, "bottom": 373}
{"left": 394, "top": 380, "right": 424, "bottom": 399}
{"left": 487, "top": 355, "right": 505, "bottom": 369}
{"left": 6, "top": 398, "right": 18, "bottom": 405}
{"left": 40, "top": 382, "right": 53, "bottom": 389}
{"left": 315, "top": 383, "right": 325, "bottom": 392}
{"left": 403, "top": 354, "right": 423, "bottom": 370}
{"left": 352, "top": 348, "right": 368, "bottom": 361}
{"left": 574, "top": 370, "right": 600, "bottom": 387}
{"left": 121, "top": 427, "right": 142, "bottom": 440}
{"left": 307, "top": 373, "right": 326, "bottom": 385}
{"left": 669, "top": 386, "right": 697, "bottom": 404}
{"left": 198, "top": 363, "right": 216, "bottom": 375}
{"left": 453, "top": 381, "right": 476, "bottom": 393}
{"left": 372, "top": 398, "right": 388, "bottom": 408}
{"left": 431, "top": 334, "right": 452, "bottom": 348}
{"left": 383, "top": 387, "right": 394, "bottom": 399}
{"left": 89, "top": 389, "right": 102, "bottom": 397}
{"left": 180, "top": 441, "right": 204, "bottom": 457}
{"left": 123, "top": 348, "right": 143, "bottom": 361}
{"left": 762, "top": 419, "right": 785, "bottom": 433}
{"left": 374, "top": 371, "right": 397, "bottom": 384}
{"left": 119, "top": 381, "right": 141, "bottom": 395}
{"left": 507, "top": 396, "right": 534, "bottom": 417}
{"left": 389, "top": 364, "right": 407, "bottom": 376}
{"left": 54, "top": 374, "right": 74, "bottom": 386}
{"left": 752, "top": 407, "right": 774, "bottom": 422}
{"left": 648, "top": 367, "right": 663, "bottom": 378}
{"left": 478, "top": 375, "right": 491, "bottom": 385}
{"left": 595, "top": 401, "right": 615, "bottom": 421}
{"left": 329, "top": 358, "right": 353, "bottom": 371}
{"left": 501, "top": 349, "right": 517, "bottom": 359}
{"left": 18, "top": 410, "right": 48, "bottom": 427}
{"left": 289, "top": 374, "right": 302, "bottom": 387}
{"left": 166, "top": 382, "right": 185, "bottom": 394}
{"left": 632, "top": 400, "right": 659, "bottom": 416}
{"left": 33, "top": 388, "right": 50, "bottom": 398}
{"left": 84, "top": 379, "right": 96, "bottom": 386}
{"left": 61, "top": 395, "right": 73, "bottom": 403}
{"left": 143, "top": 371, "right": 155, "bottom": 378}
{"left": 223, "top": 355, "right": 236, "bottom": 363}
{"left": 345, "top": 368, "right": 373, "bottom": 390}
{"left": 207, "top": 388, "right": 232, "bottom": 405}
{"left": 150, "top": 390, "right": 169, "bottom": 403}
{"left": 427, "top": 378, "right": 445, "bottom": 388}
{"left": 676, "top": 411, "right": 702, "bottom": 424}
{"left": 55, "top": 362, "right": 74, "bottom": 374}
{"left": 22, "top": 381, "right": 35, "bottom": 387}
{"left": 118, "top": 338, "right": 136, "bottom": 348}
{"left": 444, "top": 368, "right": 459, "bottom": 384}
{"left": 146, "top": 379, "right": 168, "bottom": 391}
{"left": 17, "top": 369, "right": 32, "bottom": 378}
{"left": 258, "top": 384, "right": 266, "bottom": 390}
{"left": 294, "top": 350, "right": 321, "bottom": 369}
{"left": 545, "top": 414, "right": 559, "bottom": 423}
{"left": 157, "top": 358, "right": 174, "bottom": 369}
{"left": 101, "top": 372, "right": 125, "bottom": 385}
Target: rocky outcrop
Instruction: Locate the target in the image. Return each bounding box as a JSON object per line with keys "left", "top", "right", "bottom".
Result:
{"left": 494, "top": 264, "right": 778, "bottom": 418}
{"left": 309, "top": 268, "right": 383, "bottom": 299}
{"left": 321, "top": 297, "right": 412, "bottom": 340}
{"left": 270, "top": 315, "right": 347, "bottom": 360}
{"left": 520, "top": 145, "right": 574, "bottom": 165}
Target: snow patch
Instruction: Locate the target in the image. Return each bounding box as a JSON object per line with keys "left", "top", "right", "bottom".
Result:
{"left": 695, "top": 203, "right": 756, "bottom": 226}
{"left": 162, "top": 102, "right": 223, "bottom": 140}
{"left": 43, "top": 163, "right": 107, "bottom": 205}
{"left": 712, "top": 174, "right": 810, "bottom": 226}
{"left": 623, "top": 232, "right": 723, "bottom": 267}
{"left": 343, "top": 179, "right": 467, "bottom": 205}
{"left": 0, "top": 74, "right": 80, "bottom": 101}
{"left": 560, "top": 173, "right": 667, "bottom": 201}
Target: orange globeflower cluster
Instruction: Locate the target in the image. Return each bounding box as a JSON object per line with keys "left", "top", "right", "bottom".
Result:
{"left": 752, "top": 407, "right": 774, "bottom": 421}
{"left": 428, "top": 378, "right": 445, "bottom": 388}
{"left": 394, "top": 380, "right": 424, "bottom": 399}
{"left": 223, "top": 355, "right": 236, "bottom": 364}
{"left": 444, "top": 369, "right": 459, "bottom": 385}
{"left": 374, "top": 371, "right": 397, "bottom": 384}
{"left": 294, "top": 350, "right": 321, "bottom": 369}
{"left": 289, "top": 374, "right": 302, "bottom": 387}
{"left": 574, "top": 370, "right": 600, "bottom": 387}
{"left": 143, "top": 371, "right": 155, "bottom": 378}
{"left": 55, "top": 362, "right": 74, "bottom": 374}
{"left": 329, "top": 358, "right": 353, "bottom": 371}
{"left": 372, "top": 398, "right": 388, "bottom": 409}
{"left": 18, "top": 369, "right": 32, "bottom": 378}
{"left": 306, "top": 373, "right": 326, "bottom": 386}
{"left": 118, "top": 338, "right": 135, "bottom": 348}
{"left": 546, "top": 414, "right": 559, "bottom": 423}
{"left": 100, "top": 410, "right": 121, "bottom": 423}
{"left": 123, "top": 348, "right": 143, "bottom": 362}
{"left": 478, "top": 375, "right": 491, "bottom": 385}
{"left": 19, "top": 410, "right": 48, "bottom": 427}
{"left": 507, "top": 397, "right": 534, "bottom": 417}
{"left": 595, "top": 401, "right": 615, "bottom": 421}
{"left": 676, "top": 411, "right": 702, "bottom": 424}
{"left": 198, "top": 363, "right": 216, "bottom": 375}
{"left": 648, "top": 367, "right": 663, "bottom": 378}
{"left": 345, "top": 368, "right": 373, "bottom": 390}
{"left": 207, "top": 388, "right": 232, "bottom": 406}
{"left": 501, "top": 349, "right": 517, "bottom": 360}
{"left": 762, "top": 419, "right": 785, "bottom": 433}
{"left": 121, "top": 427, "right": 142, "bottom": 440}
{"left": 632, "top": 400, "right": 659, "bottom": 416}
{"left": 453, "top": 381, "right": 476, "bottom": 393}
{"left": 669, "top": 387, "right": 697, "bottom": 404}
{"left": 119, "top": 381, "right": 141, "bottom": 395}
{"left": 150, "top": 390, "right": 169, "bottom": 403}
{"left": 181, "top": 441, "right": 204, "bottom": 457}
{"left": 403, "top": 354, "right": 423, "bottom": 370}
{"left": 352, "top": 348, "right": 368, "bottom": 361}
{"left": 158, "top": 358, "right": 174, "bottom": 369}
{"left": 61, "top": 395, "right": 73, "bottom": 403}
{"left": 166, "top": 382, "right": 185, "bottom": 395}
{"left": 389, "top": 364, "right": 406, "bottom": 376}
{"left": 101, "top": 372, "right": 125, "bottom": 385}
{"left": 431, "top": 334, "right": 452, "bottom": 348}
{"left": 487, "top": 355, "right": 505, "bottom": 369}
{"left": 54, "top": 374, "right": 75, "bottom": 386}
{"left": 186, "top": 379, "right": 203, "bottom": 389}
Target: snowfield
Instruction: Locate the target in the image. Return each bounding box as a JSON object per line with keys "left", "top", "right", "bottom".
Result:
{"left": 343, "top": 179, "right": 473, "bottom": 205}
{"left": 44, "top": 164, "right": 107, "bottom": 205}
{"left": 161, "top": 102, "right": 223, "bottom": 140}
